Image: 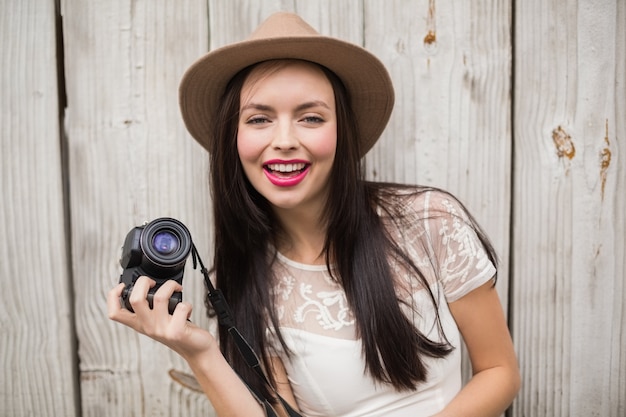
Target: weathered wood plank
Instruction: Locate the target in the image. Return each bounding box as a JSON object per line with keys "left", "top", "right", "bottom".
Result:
{"left": 0, "top": 0, "right": 78, "bottom": 416}
{"left": 511, "top": 0, "right": 626, "bottom": 415}
{"left": 207, "top": 0, "right": 364, "bottom": 48}
{"left": 62, "top": 0, "right": 214, "bottom": 415}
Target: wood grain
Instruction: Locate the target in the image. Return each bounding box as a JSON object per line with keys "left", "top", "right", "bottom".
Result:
{"left": 512, "top": 0, "right": 626, "bottom": 415}
{"left": 0, "top": 0, "right": 78, "bottom": 415}
{"left": 62, "top": 0, "right": 213, "bottom": 415}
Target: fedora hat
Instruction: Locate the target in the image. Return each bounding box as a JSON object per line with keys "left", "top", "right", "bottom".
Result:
{"left": 179, "top": 12, "right": 394, "bottom": 157}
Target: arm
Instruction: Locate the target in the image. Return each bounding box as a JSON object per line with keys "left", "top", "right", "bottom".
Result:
{"left": 107, "top": 277, "right": 266, "bottom": 417}
{"left": 434, "top": 281, "right": 521, "bottom": 417}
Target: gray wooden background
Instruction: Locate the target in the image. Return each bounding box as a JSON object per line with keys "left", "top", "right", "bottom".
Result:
{"left": 1, "top": 0, "right": 624, "bottom": 416}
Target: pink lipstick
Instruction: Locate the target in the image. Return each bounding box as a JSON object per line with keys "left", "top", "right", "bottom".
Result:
{"left": 263, "top": 159, "right": 310, "bottom": 187}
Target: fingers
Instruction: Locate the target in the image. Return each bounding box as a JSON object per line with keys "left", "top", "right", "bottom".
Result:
{"left": 128, "top": 276, "right": 157, "bottom": 315}
{"left": 107, "top": 278, "right": 210, "bottom": 357}
{"left": 107, "top": 283, "right": 128, "bottom": 321}
{"left": 151, "top": 279, "right": 183, "bottom": 312}
{"left": 108, "top": 277, "right": 192, "bottom": 337}
{"left": 172, "top": 301, "right": 193, "bottom": 322}
{"left": 108, "top": 277, "right": 185, "bottom": 318}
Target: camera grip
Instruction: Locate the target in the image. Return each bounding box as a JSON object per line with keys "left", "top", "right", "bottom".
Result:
{"left": 121, "top": 284, "right": 182, "bottom": 315}
{"left": 147, "top": 289, "right": 182, "bottom": 315}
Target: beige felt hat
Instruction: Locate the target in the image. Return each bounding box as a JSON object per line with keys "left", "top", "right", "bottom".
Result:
{"left": 179, "top": 12, "right": 394, "bottom": 157}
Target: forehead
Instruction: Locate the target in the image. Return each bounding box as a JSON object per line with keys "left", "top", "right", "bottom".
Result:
{"left": 241, "top": 59, "right": 333, "bottom": 97}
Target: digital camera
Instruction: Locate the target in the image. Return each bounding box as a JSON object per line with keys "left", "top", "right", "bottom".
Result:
{"left": 119, "top": 217, "right": 192, "bottom": 314}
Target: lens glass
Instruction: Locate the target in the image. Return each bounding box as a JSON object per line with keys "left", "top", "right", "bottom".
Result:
{"left": 152, "top": 231, "right": 179, "bottom": 255}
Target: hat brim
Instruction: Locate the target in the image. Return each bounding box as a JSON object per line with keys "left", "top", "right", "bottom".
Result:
{"left": 179, "top": 36, "right": 394, "bottom": 157}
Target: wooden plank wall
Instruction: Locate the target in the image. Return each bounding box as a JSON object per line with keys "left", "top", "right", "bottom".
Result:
{"left": 1, "top": 0, "right": 624, "bottom": 416}
{"left": 512, "top": 0, "right": 626, "bottom": 415}
{"left": 61, "top": 0, "right": 213, "bottom": 415}
{"left": 0, "top": 0, "right": 79, "bottom": 416}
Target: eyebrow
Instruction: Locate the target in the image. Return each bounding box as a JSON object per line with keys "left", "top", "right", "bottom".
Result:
{"left": 240, "top": 100, "right": 331, "bottom": 113}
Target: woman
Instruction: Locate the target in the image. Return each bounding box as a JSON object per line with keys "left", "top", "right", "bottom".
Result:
{"left": 108, "top": 12, "right": 520, "bottom": 417}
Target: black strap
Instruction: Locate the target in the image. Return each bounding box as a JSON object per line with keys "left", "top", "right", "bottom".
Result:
{"left": 191, "top": 245, "right": 303, "bottom": 417}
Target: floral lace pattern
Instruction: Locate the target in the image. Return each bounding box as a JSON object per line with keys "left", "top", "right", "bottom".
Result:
{"left": 438, "top": 198, "right": 491, "bottom": 286}
{"left": 295, "top": 284, "right": 354, "bottom": 331}
{"left": 273, "top": 256, "right": 356, "bottom": 339}
{"left": 270, "top": 189, "right": 495, "bottom": 339}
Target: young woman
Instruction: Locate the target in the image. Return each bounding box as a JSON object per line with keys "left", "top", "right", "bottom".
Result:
{"left": 108, "top": 12, "right": 520, "bottom": 417}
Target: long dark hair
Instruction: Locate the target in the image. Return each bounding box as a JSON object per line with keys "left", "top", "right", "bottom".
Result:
{"left": 207, "top": 60, "right": 498, "bottom": 401}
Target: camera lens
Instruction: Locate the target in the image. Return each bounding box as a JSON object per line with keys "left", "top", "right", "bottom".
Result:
{"left": 140, "top": 218, "right": 192, "bottom": 271}
{"left": 152, "top": 231, "right": 179, "bottom": 255}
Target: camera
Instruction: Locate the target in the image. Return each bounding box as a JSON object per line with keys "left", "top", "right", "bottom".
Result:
{"left": 119, "top": 217, "right": 192, "bottom": 314}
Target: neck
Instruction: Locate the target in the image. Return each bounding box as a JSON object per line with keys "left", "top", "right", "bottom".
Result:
{"left": 273, "top": 207, "right": 328, "bottom": 265}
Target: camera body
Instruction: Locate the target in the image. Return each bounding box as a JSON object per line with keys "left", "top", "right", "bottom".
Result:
{"left": 119, "top": 217, "right": 192, "bottom": 314}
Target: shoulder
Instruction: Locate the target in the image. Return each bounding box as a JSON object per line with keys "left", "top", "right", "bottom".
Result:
{"left": 371, "top": 183, "right": 470, "bottom": 223}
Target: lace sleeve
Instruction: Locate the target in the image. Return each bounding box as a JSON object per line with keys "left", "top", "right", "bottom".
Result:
{"left": 421, "top": 191, "right": 496, "bottom": 302}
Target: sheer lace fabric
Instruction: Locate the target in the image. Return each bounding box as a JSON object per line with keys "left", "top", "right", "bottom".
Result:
{"left": 267, "top": 190, "right": 496, "bottom": 416}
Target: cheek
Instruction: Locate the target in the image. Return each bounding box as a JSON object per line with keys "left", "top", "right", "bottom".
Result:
{"left": 236, "top": 129, "right": 263, "bottom": 163}
{"left": 310, "top": 126, "right": 338, "bottom": 160}
{"left": 301, "top": 123, "right": 337, "bottom": 162}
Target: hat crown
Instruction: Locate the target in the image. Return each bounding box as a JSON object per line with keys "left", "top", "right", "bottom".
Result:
{"left": 248, "top": 12, "right": 319, "bottom": 40}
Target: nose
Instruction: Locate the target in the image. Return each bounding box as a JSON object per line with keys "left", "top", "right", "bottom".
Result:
{"left": 271, "top": 120, "right": 299, "bottom": 151}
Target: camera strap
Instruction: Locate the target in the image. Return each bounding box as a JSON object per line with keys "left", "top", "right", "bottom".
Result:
{"left": 191, "top": 244, "right": 303, "bottom": 417}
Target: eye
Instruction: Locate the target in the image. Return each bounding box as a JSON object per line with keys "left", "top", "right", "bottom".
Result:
{"left": 301, "top": 115, "right": 324, "bottom": 124}
{"left": 245, "top": 116, "right": 270, "bottom": 125}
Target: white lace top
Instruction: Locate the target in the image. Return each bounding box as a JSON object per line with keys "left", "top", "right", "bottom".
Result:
{"left": 267, "top": 189, "right": 496, "bottom": 417}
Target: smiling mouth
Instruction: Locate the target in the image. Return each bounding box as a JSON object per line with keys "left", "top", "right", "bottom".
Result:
{"left": 264, "top": 162, "right": 309, "bottom": 177}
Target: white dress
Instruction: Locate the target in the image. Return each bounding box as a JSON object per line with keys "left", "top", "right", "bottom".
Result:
{"left": 267, "top": 190, "right": 496, "bottom": 417}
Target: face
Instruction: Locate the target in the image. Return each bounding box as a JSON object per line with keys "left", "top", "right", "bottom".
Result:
{"left": 237, "top": 61, "right": 337, "bottom": 217}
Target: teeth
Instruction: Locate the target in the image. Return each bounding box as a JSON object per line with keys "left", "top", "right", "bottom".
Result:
{"left": 266, "top": 163, "right": 306, "bottom": 173}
